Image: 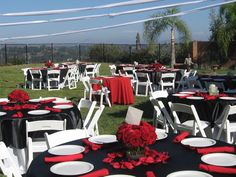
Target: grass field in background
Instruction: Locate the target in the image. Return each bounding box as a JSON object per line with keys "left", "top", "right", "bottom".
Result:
{"left": 0, "top": 63, "right": 234, "bottom": 135}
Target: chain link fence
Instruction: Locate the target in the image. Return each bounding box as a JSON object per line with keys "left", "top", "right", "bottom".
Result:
{"left": 0, "top": 43, "right": 188, "bottom": 66}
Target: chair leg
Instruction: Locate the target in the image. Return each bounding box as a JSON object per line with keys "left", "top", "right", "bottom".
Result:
{"left": 105, "top": 94, "right": 111, "bottom": 107}
{"left": 100, "top": 93, "right": 104, "bottom": 107}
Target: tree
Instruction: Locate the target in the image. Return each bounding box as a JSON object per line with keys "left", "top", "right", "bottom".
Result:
{"left": 210, "top": 3, "right": 236, "bottom": 60}
{"left": 144, "top": 8, "right": 191, "bottom": 67}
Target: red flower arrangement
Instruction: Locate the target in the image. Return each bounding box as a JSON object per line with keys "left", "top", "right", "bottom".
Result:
{"left": 44, "top": 60, "right": 54, "bottom": 68}
{"left": 8, "top": 89, "right": 30, "bottom": 103}
{"left": 116, "top": 121, "right": 157, "bottom": 149}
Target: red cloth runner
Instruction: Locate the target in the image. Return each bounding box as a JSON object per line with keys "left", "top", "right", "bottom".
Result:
{"left": 44, "top": 153, "right": 83, "bottom": 163}
{"left": 197, "top": 146, "right": 235, "bottom": 154}
{"left": 82, "top": 139, "right": 102, "bottom": 152}
{"left": 12, "top": 111, "right": 23, "bottom": 118}
{"left": 146, "top": 171, "right": 156, "bottom": 177}
{"left": 78, "top": 168, "right": 109, "bottom": 177}
{"left": 40, "top": 98, "right": 56, "bottom": 104}
{"left": 199, "top": 164, "right": 236, "bottom": 174}
{"left": 173, "top": 131, "right": 190, "bottom": 143}
{"left": 44, "top": 106, "right": 61, "bottom": 113}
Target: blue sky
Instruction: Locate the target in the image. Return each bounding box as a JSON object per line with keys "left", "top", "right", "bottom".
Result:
{"left": 0, "top": 0, "right": 228, "bottom": 44}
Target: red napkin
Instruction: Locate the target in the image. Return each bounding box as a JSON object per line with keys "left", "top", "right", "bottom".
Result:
{"left": 199, "top": 163, "right": 236, "bottom": 174}
{"left": 55, "top": 102, "right": 73, "bottom": 106}
{"left": 40, "top": 98, "right": 56, "bottom": 104}
{"left": 146, "top": 171, "right": 156, "bottom": 177}
{"left": 0, "top": 101, "right": 8, "bottom": 105}
{"left": 82, "top": 139, "right": 102, "bottom": 151}
{"left": 197, "top": 146, "right": 235, "bottom": 154}
{"left": 173, "top": 131, "right": 190, "bottom": 143}
{"left": 12, "top": 111, "right": 23, "bottom": 118}
{"left": 21, "top": 104, "right": 39, "bottom": 110}
{"left": 2, "top": 106, "right": 14, "bottom": 111}
{"left": 44, "top": 153, "right": 83, "bottom": 163}
{"left": 78, "top": 168, "right": 109, "bottom": 177}
{"left": 44, "top": 106, "right": 61, "bottom": 113}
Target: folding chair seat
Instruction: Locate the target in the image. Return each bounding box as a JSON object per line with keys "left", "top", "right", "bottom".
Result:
{"left": 168, "top": 102, "right": 210, "bottom": 137}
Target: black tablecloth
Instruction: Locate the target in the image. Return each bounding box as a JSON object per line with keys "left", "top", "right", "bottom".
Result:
{"left": 26, "top": 134, "right": 236, "bottom": 177}
{"left": 0, "top": 102, "right": 82, "bottom": 149}
{"left": 164, "top": 95, "right": 236, "bottom": 127}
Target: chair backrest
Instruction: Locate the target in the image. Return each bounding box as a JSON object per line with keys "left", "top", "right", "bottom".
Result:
{"left": 29, "top": 69, "right": 42, "bottom": 79}
{"left": 86, "top": 105, "right": 105, "bottom": 136}
{"left": 47, "top": 69, "right": 60, "bottom": 79}
{"left": 168, "top": 101, "right": 206, "bottom": 137}
{"left": 45, "top": 129, "right": 89, "bottom": 149}
{"left": 0, "top": 141, "right": 22, "bottom": 177}
{"left": 95, "top": 63, "right": 101, "bottom": 76}
{"left": 26, "top": 119, "right": 67, "bottom": 141}
{"left": 85, "top": 64, "right": 97, "bottom": 77}
{"left": 161, "top": 72, "right": 176, "bottom": 80}
{"left": 150, "top": 90, "right": 168, "bottom": 99}
{"left": 109, "top": 65, "right": 117, "bottom": 76}
{"left": 78, "top": 98, "right": 97, "bottom": 127}
{"left": 135, "top": 72, "right": 150, "bottom": 82}
{"left": 189, "top": 70, "right": 197, "bottom": 77}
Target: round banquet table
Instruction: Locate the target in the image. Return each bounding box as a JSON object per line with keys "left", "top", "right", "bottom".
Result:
{"left": 26, "top": 134, "right": 236, "bottom": 177}
{"left": 94, "top": 76, "right": 134, "bottom": 105}
{"left": 167, "top": 94, "right": 236, "bottom": 127}
{"left": 0, "top": 101, "right": 82, "bottom": 149}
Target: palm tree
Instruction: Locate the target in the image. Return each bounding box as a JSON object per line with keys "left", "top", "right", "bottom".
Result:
{"left": 210, "top": 3, "right": 236, "bottom": 59}
{"left": 144, "top": 8, "right": 191, "bottom": 67}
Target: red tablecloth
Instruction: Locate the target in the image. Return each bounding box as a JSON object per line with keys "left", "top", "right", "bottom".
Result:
{"left": 93, "top": 76, "right": 134, "bottom": 105}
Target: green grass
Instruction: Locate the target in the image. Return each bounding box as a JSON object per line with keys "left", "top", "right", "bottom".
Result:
{"left": 0, "top": 63, "right": 152, "bottom": 135}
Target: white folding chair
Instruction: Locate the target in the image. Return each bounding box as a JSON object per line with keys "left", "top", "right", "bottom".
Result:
{"left": 86, "top": 105, "right": 105, "bottom": 136}
{"left": 150, "top": 90, "right": 168, "bottom": 99}
{"left": 47, "top": 69, "right": 60, "bottom": 91}
{"left": 85, "top": 64, "right": 97, "bottom": 77}
{"left": 21, "top": 68, "right": 30, "bottom": 89}
{"left": 109, "top": 65, "right": 118, "bottom": 76}
{"left": 45, "top": 129, "right": 89, "bottom": 149}
{"left": 25, "top": 119, "right": 66, "bottom": 168}
{"left": 176, "top": 69, "right": 191, "bottom": 91}
{"left": 61, "top": 68, "right": 77, "bottom": 89}
{"left": 77, "top": 98, "right": 97, "bottom": 128}
{"left": 94, "top": 63, "right": 101, "bottom": 77}
{"left": 216, "top": 105, "right": 236, "bottom": 144}
{"left": 134, "top": 72, "right": 153, "bottom": 96}
{"left": 81, "top": 77, "right": 111, "bottom": 107}
{"left": 168, "top": 102, "right": 210, "bottom": 137}
{"left": 0, "top": 142, "right": 22, "bottom": 177}
{"left": 159, "top": 72, "right": 176, "bottom": 91}
{"left": 29, "top": 69, "right": 43, "bottom": 90}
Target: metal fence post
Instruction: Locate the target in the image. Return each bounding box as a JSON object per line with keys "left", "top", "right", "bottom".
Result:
{"left": 78, "top": 44, "right": 81, "bottom": 60}
{"left": 51, "top": 43, "right": 54, "bottom": 62}
{"left": 102, "top": 43, "right": 105, "bottom": 63}
{"left": 129, "top": 45, "right": 132, "bottom": 63}
{"left": 158, "top": 43, "right": 161, "bottom": 60}
{"left": 25, "top": 44, "right": 28, "bottom": 64}
{"left": 4, "top": 44, "right": 7, "bottom": 65}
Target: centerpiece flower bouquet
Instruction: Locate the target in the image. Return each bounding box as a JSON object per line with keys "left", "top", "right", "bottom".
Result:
{"left": 8, "top": 89, "right": 30, "bottom": 103}
{"left": 116, "top": 121, "right": 157, "bottom": 159}
{"left": 45, "top": 60, "right": 54, "bottom": 68}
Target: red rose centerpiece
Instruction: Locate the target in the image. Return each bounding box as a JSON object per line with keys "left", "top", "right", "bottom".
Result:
{"left": 116, "top": 121, "right": 157, "bottom": 159}
{"left": 8, "top": 89, "right": 30, "bottom": 103}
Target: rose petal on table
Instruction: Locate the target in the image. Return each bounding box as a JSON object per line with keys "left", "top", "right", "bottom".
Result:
{"left": 146, "top": 171, "right": 156, "bottom": 177}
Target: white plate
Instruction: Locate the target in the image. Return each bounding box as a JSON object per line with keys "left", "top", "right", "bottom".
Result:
{"left": 219, "top": 97, "right": 236, "bottom": 100}
{"left": 172, "top": 93, "right": 188, "bottom": 97}
{"left": 50, "top": 161, "right": 94, "bottom": 176}
{"left": 186, "top": 96, "right": 204, "bottom": 100}
{"left": 52, "top": 100, "right": 72, "bottom": 104}
{"left": 201, "top": 153, "right": 236, "bottom": 167}
{"left": 28, "top": 110, "right": 50, "bottom": 115}
{"left": 48, "top": 145, "right": 85, "bottom": 156}
{"left": 167, "top": 170, "right": 213, "bottom": 177}
{"left": 88, "top": 135, "right": 117, "bottom": 144}
{"left": 105, "top": 175, "right": 136, "bottom": 177}
{"left": 29, "top": 98, "right": 41, "bottom": 103}
{"left": 0, "top": 98, "right": 9, "bottom": 102}
{"left": 181, "top": 137, "right": 216, "bottom": 147}
{"left": 53, "top": 105, "right": 73, "bottom": 109}
{"left": 155, "top": 129, "right": 168, "bottom": 140}
{"left": 0, "top": 112, "right": 7, "bottom": 116}
{"left": 179, "top": 91, "right": 195, "bottom": 94}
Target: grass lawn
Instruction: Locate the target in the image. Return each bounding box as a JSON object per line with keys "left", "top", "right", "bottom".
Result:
{"left": 0, "top": 63, "right": 152, "bottom": 135}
